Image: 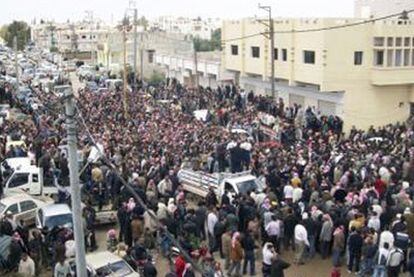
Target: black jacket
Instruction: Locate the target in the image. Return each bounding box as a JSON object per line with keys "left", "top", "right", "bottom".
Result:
{"left": 270, "top": 258, "right": 290, "bottom": 277}
{"left": 348, "top": 232, "right": 363, "bottom": 253}
{"left": 242, "top": 234, "right": 256, "bottom": 251}
{"left": 143, "top": 260, "right": 157, "bottom": 277}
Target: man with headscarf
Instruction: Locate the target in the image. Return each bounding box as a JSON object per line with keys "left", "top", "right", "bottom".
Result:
{"left": 294, "top": 220, "right": 309, "bottom": 265}
{"left": 319, "top": 213, "right": 333, "bottom": 259}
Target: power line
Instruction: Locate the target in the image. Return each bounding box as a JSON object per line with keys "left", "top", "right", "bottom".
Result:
{"left": 221, "top": 9, "right": 414, "bottom": 43}
{"left": 274, "top": 8, "right": 414, "bottom": 34}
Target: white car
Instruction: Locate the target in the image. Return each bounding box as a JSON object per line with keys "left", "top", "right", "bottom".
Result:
{"left": 36, "top": 203, "right": 73, "bottom": 230}
{"left": 0, "top": 192, "right": 53, "bottom": 226}
{"left": 69, "top": 251, "right": 140, "bottom": 277}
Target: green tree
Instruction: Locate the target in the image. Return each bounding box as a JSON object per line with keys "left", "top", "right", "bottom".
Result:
{"left": 193, "top": 28, "right": 221, "bottom": 52}
{"left": 148, "top": 71, "right": 165, "bottom": 85}
{"left": 0, "top": 21, "right": 31, "bottom": 50}
{"left": 211, "top": 28, "right": 221, "bottom": 50}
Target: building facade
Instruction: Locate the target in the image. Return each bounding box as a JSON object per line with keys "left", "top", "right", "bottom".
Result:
{"left": 31, "top": 21, "right": 111, "bottom": 57}
{"left": 149, "top": 16, "right": 221, "bottom": 40}
{"left": 222, "top": 17, "right": 414, "bottom": 131}
{"left": 96, "top": 31, "right": 194, "bottom": 79}
{"left": 355, "top": 0, "right": 414, "bottom": 18}
{"left": 155, "top": 51, "right": 222, "bottom": 88}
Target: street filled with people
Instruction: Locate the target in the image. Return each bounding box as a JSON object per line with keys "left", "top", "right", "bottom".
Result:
{"left": 1, "top": 46, "right": 414, "bottom": 277}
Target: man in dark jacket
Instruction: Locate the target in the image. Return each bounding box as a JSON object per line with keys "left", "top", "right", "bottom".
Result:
{"left": 195, "top": 201, "right": 207, "bottom": 240}
{"left": 270, "top": 254, "right": 290, "bottom": 277}
{"left": 242, "top": 231, "right": 256, "bottom": 276}
{"left": 117, "top": 203, "right": 128, "bottom": 242}
{"left": 302, "top": 213, "right": 317, "bottom": 259}
{"left": 347, "top": 227, "right": 363, "bottom": 273}
{"left": 206, "top": 187, "right": 218, "bottom": 208}
{"left": 283, "top": 209, "right": 298, "bottom": 251}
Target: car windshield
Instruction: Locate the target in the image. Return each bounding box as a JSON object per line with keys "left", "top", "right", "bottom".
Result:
{"left": 0, "top": 203, "right": 6, "bottom": 214}
{"left": 45, "top": 213, "right": 73, "bottom": 229}
{"left": 96, "top": 260, "right": 133, "bottom": 277}
{"left": 237, "top": 180, "right": 257, "bottom": 195}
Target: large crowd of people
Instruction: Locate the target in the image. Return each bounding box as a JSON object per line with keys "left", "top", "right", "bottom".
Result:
{"left": 1, "top": 64, "right": 414, "bottom": 277}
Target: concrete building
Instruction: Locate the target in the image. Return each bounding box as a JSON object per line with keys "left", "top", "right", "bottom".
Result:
{"left": 31, "top": 20, "right": 111, "bottom": 59}
{"left": 149, "top": 16, "right": 221, "bottom": 40}
{"left": 222, "top": 17, "right": 414, "bottom": 131}
{"left": 155, "top": 51, "right": 222, "bottom": 88}
{"left": 355, "top": 0, "right": 414, "bottom": 18}
{"left": 96, "top": 31, "right": 193, "bottom": 79}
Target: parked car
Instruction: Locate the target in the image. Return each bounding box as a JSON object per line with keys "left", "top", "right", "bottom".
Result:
{"left": 0, "top": 191, "right": 53, "bottom": 226}
{"left": 36, "top": 203, "right": 73, "bottom": 230}
{"left": 69, "top": 251, "right": 140, "bottom": 277}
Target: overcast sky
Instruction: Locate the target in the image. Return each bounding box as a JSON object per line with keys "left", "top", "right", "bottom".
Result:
{"left": 1, "top": 0, "right": 355, "bottom": 25}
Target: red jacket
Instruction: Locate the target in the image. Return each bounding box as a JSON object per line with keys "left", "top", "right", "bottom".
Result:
{"left": 175, "top": 255, "right": 186, "bottom": 277}
{"left": 374, "top": 179, "right": 386, "bottom": 197}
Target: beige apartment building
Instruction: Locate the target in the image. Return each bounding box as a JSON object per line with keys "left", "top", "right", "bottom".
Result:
{"left": 222, "top": 17, "right": 414, "bottom": 131}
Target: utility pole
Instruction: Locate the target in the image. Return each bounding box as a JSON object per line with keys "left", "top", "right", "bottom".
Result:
{"left": 85, "top": 10, "right": 95, "bottom": 65}
{"left": 121, "top": 17, "right": 130, "bottom": 119}
{"left": 193, "top": 42, "right": 199, "bottom": 91}
{"left": 13, "top": 37, "right": 19, "bottom": 93}
{"left": 64, "top": 87, "right": 87, "bottom": 277}
{"left": 140, "top": 33, "right": 144, "bottom": 82}
{"left": 133, "top": 8, "right": 138, "bottom": 90}
{"left": 259, "top": 4, "right": 275, "bottom": 99}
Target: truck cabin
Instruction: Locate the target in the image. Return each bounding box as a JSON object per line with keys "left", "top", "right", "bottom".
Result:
{"left": 4, "top": 165, "right": 43, "bottom": 195}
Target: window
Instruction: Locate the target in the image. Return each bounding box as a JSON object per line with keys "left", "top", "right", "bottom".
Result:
{"left": 20, "top": 200, "right": 37, "bottom": 212}
{"left": 395, "top": 49, "right": 402, "bottom": 66}
{"left": 148, "top": 50, "right": 154, "bottom": 64}
{"left": 303, "top": 50, "right": 315, "bottom": 64}
{"left": 387, "top": 50, "right": 394, "bottom": 67}
{"left": 374, "top": 50, "right": 384, "bottom": 66}
{"left": 9, "top": 173, "right": 29, "bottom": 188}
{"left": 374, "top": 37, "right": 384, "bottom": 47}
{"left": 231, "top": 45, "right": 238, "bottom": 56}
{"left": 396, "top": 37, "right": 402, "bottom": 47}
{"left": 5, "top": 204, "right": 18, "bottom": 215}
{"left": 274, "top": 48, "right": 278, "bottom": 60}
{"left": 354, "top": 51, "right": 363, "bottom": 65}
{"left": 387, "top": 37, "right": 394, "bottom": 47}
{"left": 251, "top": 46, "right": 260, "bottom": 58}
{"left": 224, "top": 182, "right": 235, "bottom": 193}
{"left": 404, "top": 37, "right": 410, "bottom": 47}
{"left": 81, "top": 35, "right": 86, "bottom": 39}
{"left": 412, "top": 49, "right": 414, "bottom": 66}
{"left": 404, "top": 49, "right": 410, "bottom": 66}
{"left": 282, "top": 49, "right": 287, "bottom": 61}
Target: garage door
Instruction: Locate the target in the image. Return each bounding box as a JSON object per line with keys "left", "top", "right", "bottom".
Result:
{"left": 318, "top": 100, "right": 337, "bottom": 116}
{"left": 289, "top": 94, "right": 305, "bottom": 106}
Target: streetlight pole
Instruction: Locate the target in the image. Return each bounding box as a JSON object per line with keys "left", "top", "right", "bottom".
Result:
{"left": 259, "top": 4, "right": 275, "bottom": 99}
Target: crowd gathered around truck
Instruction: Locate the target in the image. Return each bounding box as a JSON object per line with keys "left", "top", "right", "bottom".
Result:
{"left": 0, "top": 42, "right": 414, "bottom": 277}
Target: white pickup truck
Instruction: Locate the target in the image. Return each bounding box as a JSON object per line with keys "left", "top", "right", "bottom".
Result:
{"left": 177, "top": 169, "right": 264, "bottom": 202}
{"left": 2, "top": 164, "right": 64, "bottom": 196}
